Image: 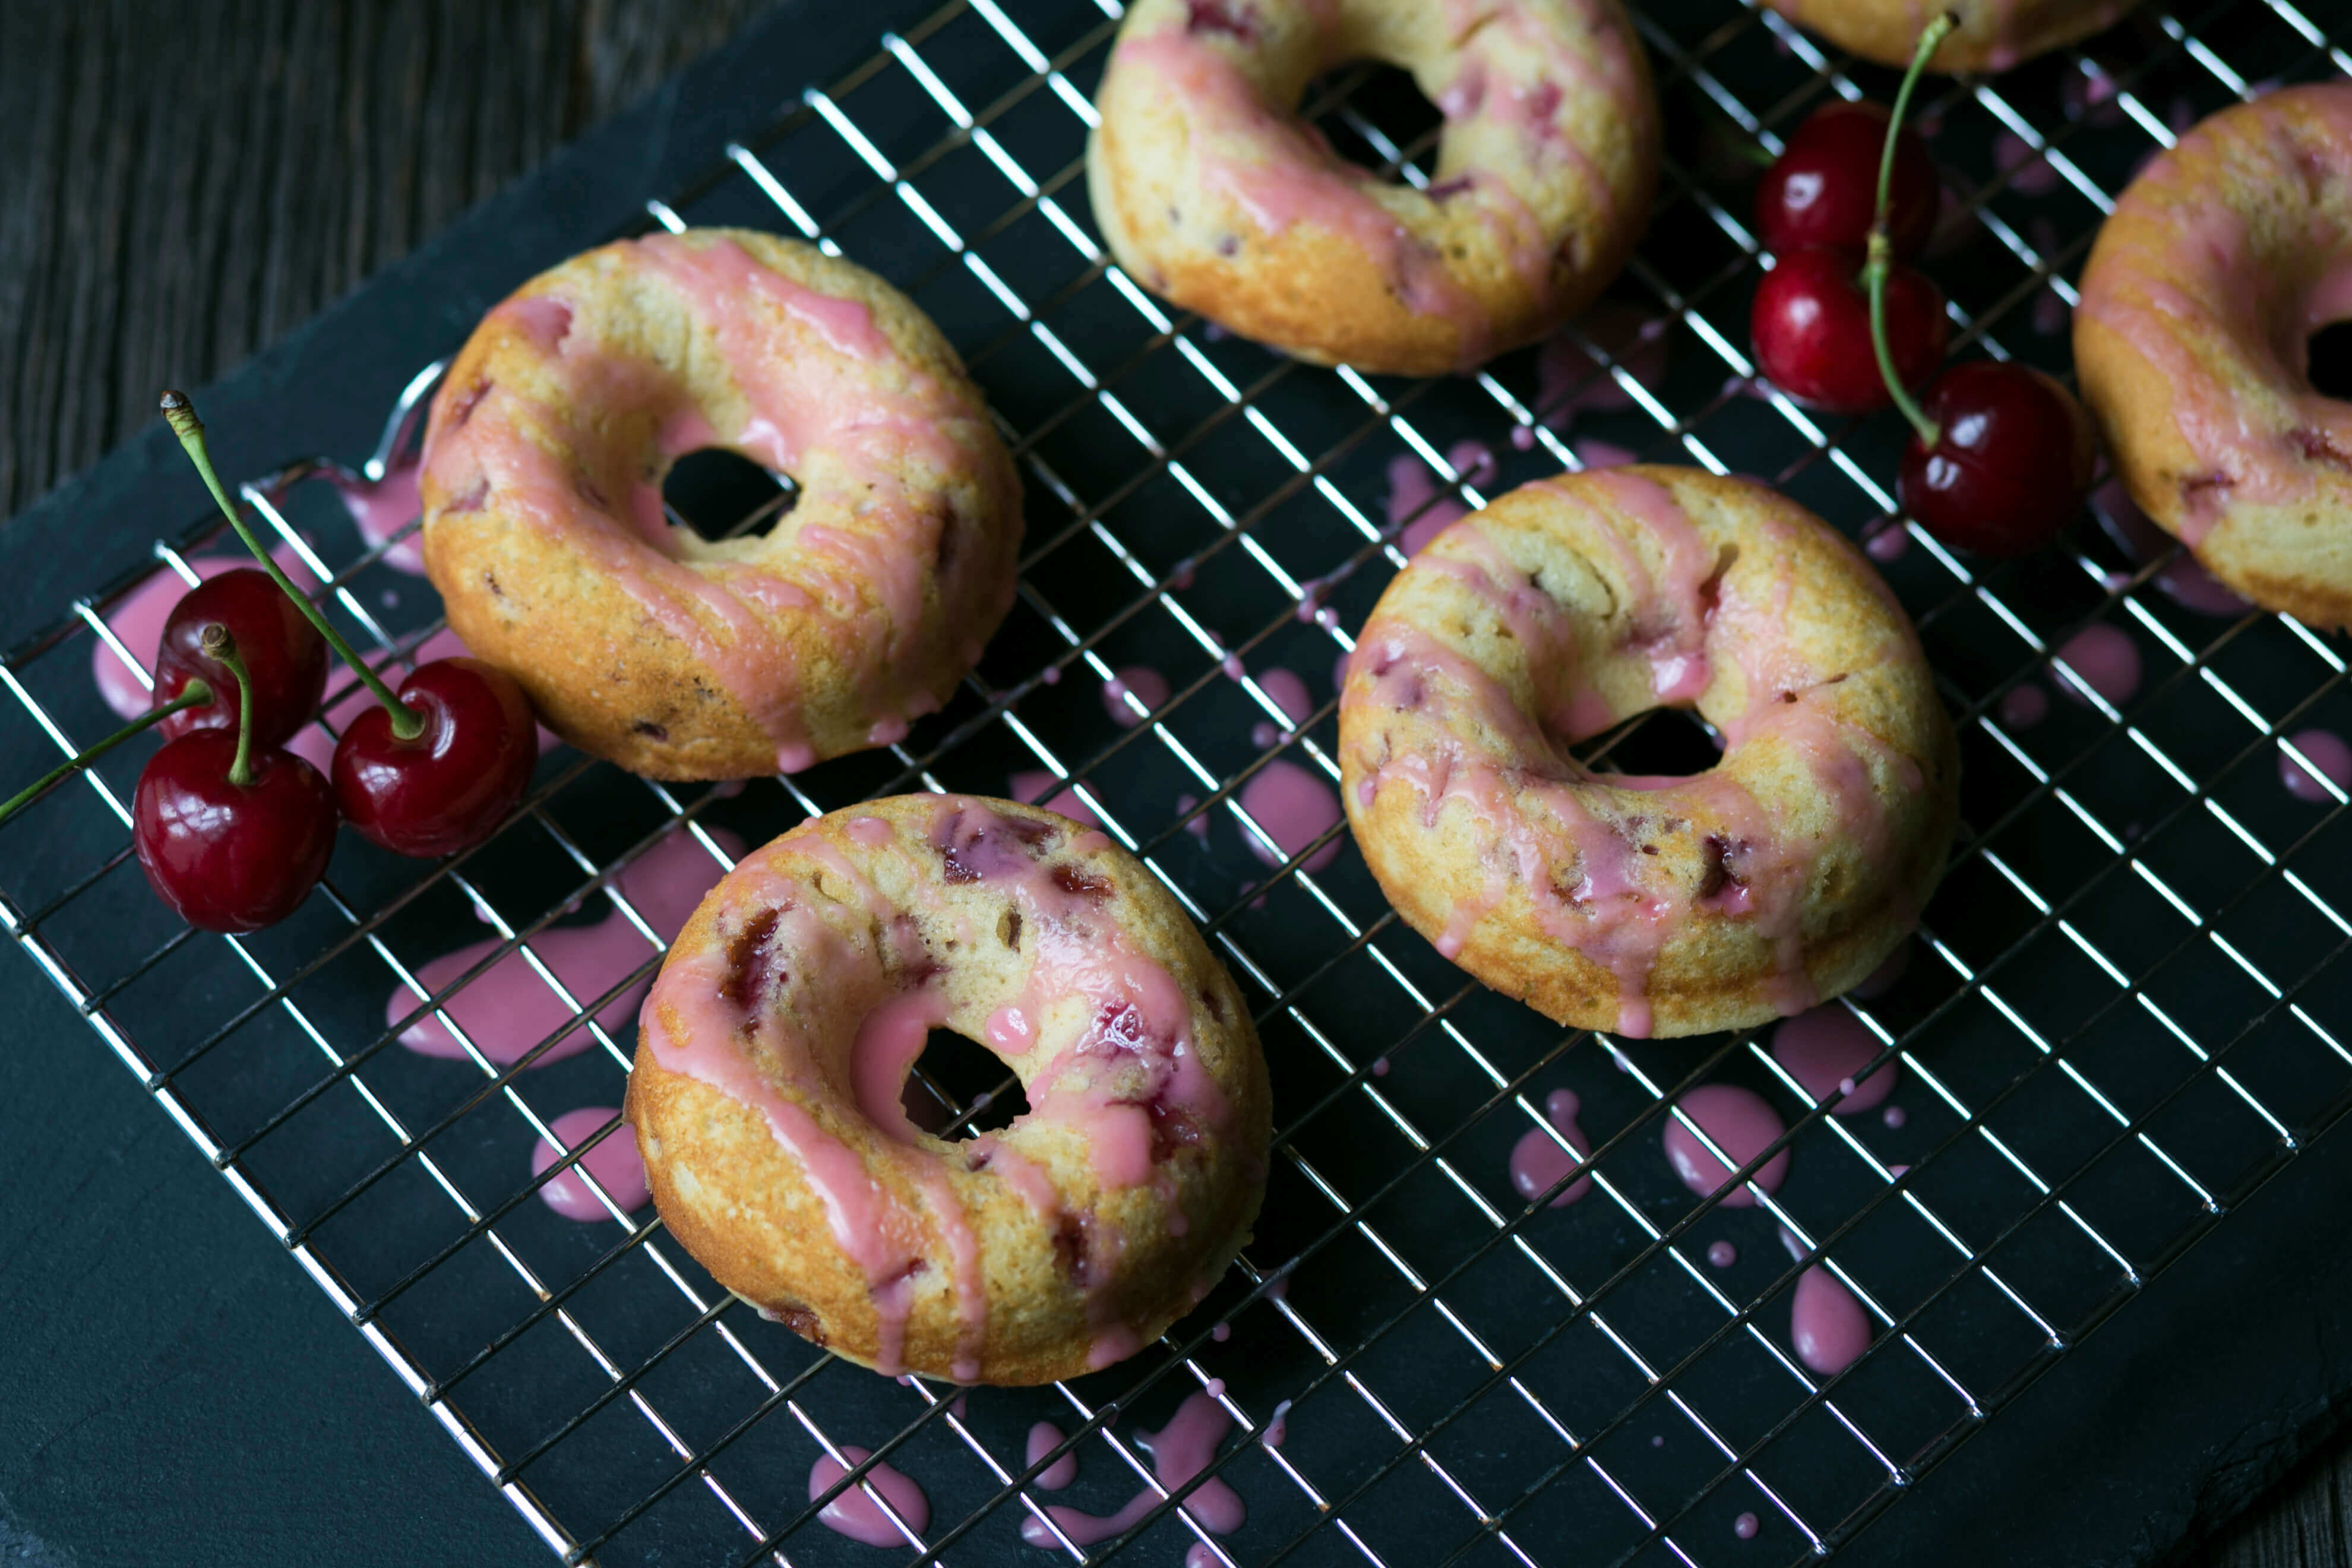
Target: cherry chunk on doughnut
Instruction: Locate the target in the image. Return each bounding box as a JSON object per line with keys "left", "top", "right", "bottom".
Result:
{"left": 1338, "top": 467, "right": 1958, "bottom": 1038}
{"left": 1088, "top": 0, "right": 1660, "bottom": 375}
{"left": 627, "top": 795, "right": 1271, "bottom": 1384}
{"left": 419, "top": 229, "right": 1023, "bottom": 780}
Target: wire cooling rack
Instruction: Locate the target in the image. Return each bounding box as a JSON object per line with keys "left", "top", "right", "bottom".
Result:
{"left": 4, "top": 0, "right": 2352, "bottom": 1563}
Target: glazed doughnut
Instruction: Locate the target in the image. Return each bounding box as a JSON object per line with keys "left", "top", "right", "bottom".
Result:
{"left": 1759, "top": 0, "right": 2133, "bottom": 74}
{"left": 627, "top": 795, "right": 1271, "bottom": 1384}
{"left": 1338, "top": 467, "right": 1958, "bottom": 1038}
{"left": 419, "top": 229, "right": 1022, "bottom": 780}
{"left": 2076, "top": 83, "right": 2352, "bottom": 630}
{"left": 1087, "top": 0, "right": 1659, "bottom": 375}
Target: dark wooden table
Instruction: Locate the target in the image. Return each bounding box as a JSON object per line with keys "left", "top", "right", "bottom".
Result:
{"left": 0, "top": 2, "right": 2342, "bottom": 1563}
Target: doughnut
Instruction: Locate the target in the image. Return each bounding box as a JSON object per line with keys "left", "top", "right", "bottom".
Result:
{"left": 627, "top": 795, "right": 1271, "bottom": 1384}
{"left": 1086, "top": 0, "right": 1659, "bottom": 375}
{"left": 419, "top": 229, "right": 1023, "bottom": 780}
{"left": 2075, "top": 84, "right": 2352, "bottom": 630}
{"left": 1759, "top": 0, "right": 2133, "bottom": 73}
{"left": 1338, "top": 467, "right": 1958, "bottom": 1038}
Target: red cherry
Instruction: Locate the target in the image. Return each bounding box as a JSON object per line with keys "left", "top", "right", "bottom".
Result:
{"left": 1750, "top": 245, "right": 1947, "bottom": 413}
{"left": 1898, "top": 362, "right": 2096, "bottom": 557}
{"left": 153, "top": 569, "right": 329, "bottom": 748}
{"left": 1757, "top": 102, "right": 1939, "bottom": 258}
{"left": 333, "top": 658, "right": 536, "bottom": 857}
{"left": 133, "top": 733, "right": 336, "bottom": 932}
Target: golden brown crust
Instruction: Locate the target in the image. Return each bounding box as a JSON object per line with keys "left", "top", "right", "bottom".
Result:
{"left": 421, "top": 229, "right": 1022, "bottom": 779}
{"left": 2076, "top": 84, "right": 2352, "bottom": 631}
{"left": 1761, "top": 0, "right": 2133, "bottom": 72}
{"left": 1087, "top": 0, "right": 1658, "bottom": 375}
{"left": 1338, "top": 467, "right": 1958, "bottom": 1038}
{"left": 628, "top": 795, "right": 1271, "bottom": 1385}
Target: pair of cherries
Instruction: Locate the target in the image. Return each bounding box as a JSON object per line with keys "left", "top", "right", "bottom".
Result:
{"left": 1748, "top": 16, "right": 2094, "bottom": 558}
{"left": 31, "top": 394, "right": 538, "bottom": 933}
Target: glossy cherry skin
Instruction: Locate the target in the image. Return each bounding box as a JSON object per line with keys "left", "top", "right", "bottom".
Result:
{"left": 153, "top": 568, "right": 329, "bottom": 748}
{"left": 132, "top": 733, "right": 337, "bottom": 932}
{"left": 333, "top": 658, "right": 536, "bottom": 857}
{"left": 1750, "top": 245, "right": 1948, "bottom": 413}
{"left": 1756, "top": 102, "right": 1939, "bottom": 258}
{"left": 1899, "top": 362, "right": 2097, "bottom": 557}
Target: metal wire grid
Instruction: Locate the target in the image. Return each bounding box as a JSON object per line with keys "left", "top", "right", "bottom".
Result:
{"left": 2, "top": 0, "right": 2350, "bottom": 1563}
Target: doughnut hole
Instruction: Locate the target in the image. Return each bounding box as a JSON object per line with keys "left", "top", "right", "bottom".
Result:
{"left": 1305, "top": 62, "right": 1443, "bottom": 182}
{"left": 662, "top": 447, "right": 796, "bottom": 541}
{"left": 902, "top": 1029, "right": 1031, "bottom": 1137}
{"left": 2305, "top": 320, "right": 2352, "bottom": 402}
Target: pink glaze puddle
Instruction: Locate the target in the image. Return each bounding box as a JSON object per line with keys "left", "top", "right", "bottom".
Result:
{"left": 1256, "top": 668, "right": 1314, "bottom": 729}
{"left": 1186, "top": 1544, "right": 1222, "bottom": 1568}
{"left": 1706, "top": 1240, "right": 1737, "bottom": 1268}
{"left": 1386, "top": 440, "right": 1496, "bottom": 557}
{"left": 1019, "top": 1392, "right": 1245, "bottom": 1547}
{"left": 331, "top": 450, "right": 426, "bottom": 574}
{"left": 1662, "top": 1085, "right": 1790, "bottom": 1207}
{"left": 1104, "top": 665, "right": 1172, "bottom": 727}
{"left": 1851, "top": 940, "right": 1911, "bottom": 1000}
{"left": 530, "top": 1106, "right": 650, "bottom": 1221}
{"left": 92, "top": 548, "right": 320, "bottom": 721}
{"left": 1175, "top": 792, "right": 1209, "bottom": 840}
{"left": 1734, "top": 1510, "right": 1761, "bottom": 1539}
{"left": 1769, "top": 1006, "right": 1896, "bottom": 1114}
{"left": 2281, "top": 729, "right": 2352, "bottom": 802}
{"left": 2090, "top": 478, "right": 2252, "bottom": 615}
{"left": 2051, "top": 624, "right": 2142, "bottom": 709}
{"left": 1862, "top": 521, "right": 1910, "bottom": 563}
{"left": 1507, "top": 1088, "right": 1594, "bottom": 1206}
{"left": 1027, "top": 1422, "right": 1080, "bottom": 1490}
{"left": 1521, "top": 302, "right": 1670, "bottom": 440}
{"left": 810, "top": 1446, "right": 930, "bottom": 1547}
{"left": 392, "top": 827, "right": 738, "bottom": 1066}
{"left": 1791, "top": 1264, "right": 1873, "bottom": 1376}
{"left": 1008, "top": 770, "right": 1104, "bottom": 828}
{"left": 1997, "top": 682, "right": 2050, "bottom": 731}
{"left": 1883, "top": 1104, "right": 1907, "bottom": 1129}
{"left": 1238, "top": 760, "right": 1342, "bottom": 874}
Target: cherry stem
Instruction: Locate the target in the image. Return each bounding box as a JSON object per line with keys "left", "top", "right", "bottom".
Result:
{"left": 0, "top": 678, "right": 213, "bottom": 826}
{"left": 159, "top": 391, "right": 425, "bottom": 742}
{"left": 204, "top": 625, "right": 260, "bottom": 788}
{"left": 1863, "top": 12, "right": 1956, "bottom": 451}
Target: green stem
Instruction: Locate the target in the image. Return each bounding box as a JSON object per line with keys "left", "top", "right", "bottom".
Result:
{"left": 206, "top": 627, "right": 258, "bottom": 788}
{"left": 1864, "top": 14, "right": 1958, "bottom": 450}
{"left": 160, "top": 391, "right": 425, "bottom": 742}
{"left": 0, "top": 679, "right": 213, "bottom": 824}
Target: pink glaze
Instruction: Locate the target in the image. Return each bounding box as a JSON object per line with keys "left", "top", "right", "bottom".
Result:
{"left": 1026, "top": 1421, "right": 1080, "bottom": 1490}
{"left": 331, "top": 450, "right": 427, "bottom": 573}
{"left": 1770, "top": 1006, "right": 1896, "bottom": 1114}
{"left": 530, "top": 1106, "right": 651, "bottom": 1221}
{"left": 2090, "top": 478, "right": 2252, "bottom": 614}
{"left": 1019, "top": 1392, "right": 1245, "bottom": 1547}
{"left": 92, "top": 548, "right": 320, "bottom": 722}
{"left": 810, "top": 1446, "right": 930, "bottom": 1547}
{"left": 1573, "top": 438, "right": 1636, "bottom": 471}
{"left": 1528, "top": 302, "right": 1670, "bottom": 432}
{"left": 393, "top": 827, "right": 737, "bottom": 1066}
{"left": 1262, "top": 1399, "right": 1291, "bottom": 1447}
{"left": 2051, "top": 624, "right": 2142, "bottom": 708}
{"left": 1238, "top": 760, "right": 1342, "bottom": 874}
{"left": 1662, "top": 1084, "right": 1790, "bottom": 1207}
{"left": 1009, "top": 770, "right": 1104, "bottom": 828}
{"left": 1863, "top": 521, "right": 1911, "bottom": 563}
{"left": 1386, "top": 440, "right": 1496, "bottom": 557}
{"left": 1997, "top": 683, "right": 2050, "bottom": 731}
{"left": 1791, "top": 1264, "right": 1873, "bottom": 1376}
{"left": 1566, "top": 469, "right": 1716, "bottom": 704}
{"left": 1706, "top": 1240, "right": 1737, "bottom": 1268}
{"left": 1256, "top": 668, "right": 1314, "bottom": 729}
{"left": 2281, "top": 729, "right": 2352, "bottom": 801}
{"left": 1734, "top": 1511, "right": 1761, "bottom": 1540}
{"left": 1993, "top": 131, "right": 2062, "bottom": 196}
{"left": 1507, "top": 1088, "right": 1593, "bottom": 1206}
{"left": 851, "top": 989, "right": 953, "bottom": 1142}
{"left": 1883, "top": 1105, "right": 1907, "bottom": 1129}
{"left": 1105, "top": 665, "right": 1172, "bottom": 726}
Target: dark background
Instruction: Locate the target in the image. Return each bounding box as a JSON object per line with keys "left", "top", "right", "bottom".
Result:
{"left": 0, "top": 2, "right": 2348, "bottom": 1565}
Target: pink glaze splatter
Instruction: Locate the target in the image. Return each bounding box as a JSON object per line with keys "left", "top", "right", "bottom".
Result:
{"left": 1993, "top": 131, "right": 2062, "bottom": 196}
{"left": 1770, "top": 1006, "right": 1897, "bottom": 1114}
{"left": 392, "top": 827, "right": 738, "bottom": 1066}
{"left": 1883, "top": 1105, "right": 1907, "bottom": 1129}
{"left": 1257, "top": 668, "right": 1314, "bottom": 729}
{"left": 1026, "top": 1421, "right": 1079, "bottom": 1490}
{"left": 529, "top": 1106, "right": 651, "bottom": 1221}
{"left": 1176, "top": 792, "right": 1210, "bottom": 840}
{"left": 1791, "top": 1264, "right": 1873, "bottom": 1376}
{"left": 1507, "top": 1088, "right": 1593, "bottom": 1206}
{"left": 1734, "top": 1510, "right": 1760, "bottom": 1539}
{"left": 1262, "top": 1399, "right": 1291, "bottom": 1447}
{"left": 1009, "top": 770, "right": 1104, "bottom": 828}
{"left": 1238, "top": 760, "right": 1342, "bottom": 874}
{"left": 1019, "top": 1392, "right": 1245, "bottom": 1547}
{"left": 810, "top": 1446, "right": 930, "bottom": 1547}
{"left": 1707, "top": 1240, "right": 1738, "bottom": 1268}
{"left": 2051, "top": 624, "right": 2142, "bottom": 708}
{"left": 91, "top": 548, "right": 320, "bottom": 722}
{"left": 2089, "top": 478, "right": 2252, "bottom": 615}
{"left": 1863, "top": 521, "right": 1911, "bottom": 563}
{"left": 1386, "top": 440, "right": 1496, "bottom": 557}
{"left": 1105, "top": 666, "right": 1172, "bottom": 726}
{"left": 1662, "top": 1085, "right": 1790, "bottom": 1207}
{"left": 1525, "top": 302, "right": 1670, "bottom": 434}
{"left": 2281, "top": 729, "right": 2352, "bottom": 802}
{"left": 331, "top": 450, "right": 426, "bottom": 573}
{"left": 1997, "top": 683, "right": 2050, "bottom": 731}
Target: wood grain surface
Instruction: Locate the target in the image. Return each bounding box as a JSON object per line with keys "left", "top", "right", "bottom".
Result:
{"left": 0, "top": 1, "right": 2341, "bottom": 1565}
